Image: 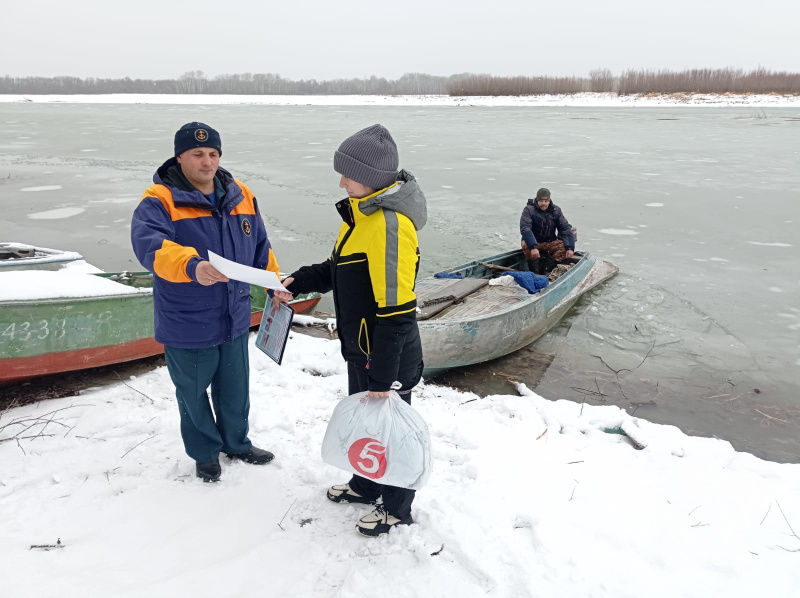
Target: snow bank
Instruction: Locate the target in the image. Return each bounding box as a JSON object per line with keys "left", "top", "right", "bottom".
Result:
{"left": 60, "top": 260, "right": 105, "bottom": 275}
{"left": 1, "top": 332, "right": 798, "bottom": 597}
{"left": 2, "top": 93, "right": 799, "bottom": 108}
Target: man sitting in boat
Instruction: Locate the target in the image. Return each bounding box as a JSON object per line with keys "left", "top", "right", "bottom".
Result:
{"left": 520, "top": 187, "right": 575, "bottom": 270}
{"left": 131, "top": 122, "right": 291, "bottom": 483}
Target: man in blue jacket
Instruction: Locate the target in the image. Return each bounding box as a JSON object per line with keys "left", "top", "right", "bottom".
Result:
{"left": 131, "top": 122, "right": 291, "bottom": 482}
{"left": 520, "top": 187, "right": 575, "bottom": 266}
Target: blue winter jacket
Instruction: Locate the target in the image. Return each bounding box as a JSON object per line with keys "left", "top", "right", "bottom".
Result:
{"left": 520, "top": 200, "right": 575, "bottom": 250}
{"left": 131, "top": 158, "right": 279, "bottom": 348}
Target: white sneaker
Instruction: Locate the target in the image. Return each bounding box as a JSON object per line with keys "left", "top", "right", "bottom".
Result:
{"left": 356, "top": 506, "right": 414, "bottom": 537}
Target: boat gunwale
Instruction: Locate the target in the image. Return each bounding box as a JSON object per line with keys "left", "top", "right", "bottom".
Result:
{"left": 0, "top": 270, "right": 322, "bottom": 307}
{"left": 0, "top": 290, "right": 156, "bottom": 308}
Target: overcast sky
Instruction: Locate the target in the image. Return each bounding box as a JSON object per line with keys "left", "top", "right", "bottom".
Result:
{"left": 3, "top": 0, "right": 798, "bottom": 80}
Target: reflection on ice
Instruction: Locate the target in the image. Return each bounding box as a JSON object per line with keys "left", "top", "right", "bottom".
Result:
{"left": 599, "top": 229, "right": 638, "bottom": 235}
{"left": 748, "top": 241, "right": 792, "bottom": 247}
{"left": 21, "top": 185, "right": 62, "bottom": 192}
{"left": 28, "top": 207, "right": 85, "bottom": 220}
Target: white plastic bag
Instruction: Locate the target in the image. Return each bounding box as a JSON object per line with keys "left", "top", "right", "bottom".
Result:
{"left": 321, "top": 391, "right": 432, "bottom": 490}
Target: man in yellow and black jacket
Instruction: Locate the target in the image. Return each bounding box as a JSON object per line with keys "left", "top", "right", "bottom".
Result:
{"left": 281, "top": 124, "right": 427, "bottom": 537}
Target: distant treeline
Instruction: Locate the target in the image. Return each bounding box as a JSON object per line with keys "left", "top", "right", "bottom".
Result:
{"left": 446, "top": 68, "right": 800, "bottom": 95}
{"left": 2, "top": 68, "right": 798, "bottom": 96}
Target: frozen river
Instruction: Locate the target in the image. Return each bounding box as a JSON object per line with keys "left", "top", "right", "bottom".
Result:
{"left": 1, "top": 102, "right": 798, "bottom": 461}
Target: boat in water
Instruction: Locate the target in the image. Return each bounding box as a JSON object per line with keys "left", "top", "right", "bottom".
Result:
{"left": 416, "top": 249, "right": 617, "bottom": 377}
{"left": 0, "top": 245, "right": 321, "bottom": 383}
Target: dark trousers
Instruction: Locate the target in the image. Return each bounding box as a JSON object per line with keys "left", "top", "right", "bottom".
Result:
{"left": 164, "top": 332, "right": 253, "bottom": 463}
{"left": 346, "top": 359, "right": 422, "bottom": 520}
{"left": 522, "top": 239, "right": 568, "bottom": 261}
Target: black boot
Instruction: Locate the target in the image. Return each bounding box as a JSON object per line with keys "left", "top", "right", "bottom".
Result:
{"left": 227, "top": 446, "right": 275, "bottom": 465}
{"left": 528, "top": 253, "right": 557, "bottom": 275}
{"left": 527, "top": 258, "right": 544, "bottom": 275}
{"left": 196, "top": 460, "right": 221, "bottom": 483}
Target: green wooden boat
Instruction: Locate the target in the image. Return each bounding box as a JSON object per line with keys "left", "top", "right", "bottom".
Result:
{"left": 0, "top": 270, "right": 321, "bottom": 384}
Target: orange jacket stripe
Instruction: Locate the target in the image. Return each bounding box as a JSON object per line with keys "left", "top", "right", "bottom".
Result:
{"left": 230, "top": 179, "right": 257, "bottom": 216}
{"left": 266, "top": 247, "right": 280, "bottom": 274}
{"left": 141, "top": 185, "right": 212, "bottom": 222}
{"left": 153, "top": 239, "right": 199, "bottom": 283}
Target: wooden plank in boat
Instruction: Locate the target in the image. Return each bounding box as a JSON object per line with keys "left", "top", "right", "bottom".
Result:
{"left": 416, "top": 278, "right": 489, "bottom": 320}
{"left": 415, "top": 277, "right": 467, "bottom": 301}
{"left": 437, "top": 284, "right": 528, "bottom": 319}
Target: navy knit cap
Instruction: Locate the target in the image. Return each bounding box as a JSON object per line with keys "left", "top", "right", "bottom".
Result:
{"left": 174, "top": 122, "right": 222, "bottom": 157}
{"left": 334, "top": 124, "right": 399, "bottom": 190}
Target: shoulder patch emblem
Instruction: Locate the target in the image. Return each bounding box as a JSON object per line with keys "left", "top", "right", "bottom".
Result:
{"left": 241, "top": 218, "right": 252, "bottom": 237}
{"left": 195, "top": 129, "right": 208, "bottom": 142}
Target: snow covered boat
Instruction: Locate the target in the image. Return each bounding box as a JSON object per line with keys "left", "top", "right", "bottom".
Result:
{"left": 416, "top": 250, "right": 617, "bottom": 376}
{"left": 0, "top": 268, "right": 321, "bottom": 383}
{"left": 0, "top": 243, "right": 84, "bottom": 271}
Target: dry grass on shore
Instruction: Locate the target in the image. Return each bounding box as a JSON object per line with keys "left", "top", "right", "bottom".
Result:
{"left": 617, "top": 68, "right": 800, "bottom": 95}
{"left": 444, "top": 68, "right": 800, "bottom": 97}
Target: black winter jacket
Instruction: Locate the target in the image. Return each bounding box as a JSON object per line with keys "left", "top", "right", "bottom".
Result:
{"left": 520, "top": 200, "right": 574, "bottom": 250}
{"left": 286, "top": 171, "right": 426, "bottom": 391}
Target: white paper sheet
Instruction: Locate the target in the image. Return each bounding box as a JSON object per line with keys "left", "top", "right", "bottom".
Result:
{"left": 207, "top": 251, "right": 284, "bottom": 289}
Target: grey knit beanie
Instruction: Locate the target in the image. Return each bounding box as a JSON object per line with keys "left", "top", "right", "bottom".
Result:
{"left": 334, "top": 124, "right": 399, "bottom": 190}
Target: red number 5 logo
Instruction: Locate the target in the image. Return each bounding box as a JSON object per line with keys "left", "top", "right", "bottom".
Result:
{"left": 348, "top": 438, "right": 387, "bottom": 479}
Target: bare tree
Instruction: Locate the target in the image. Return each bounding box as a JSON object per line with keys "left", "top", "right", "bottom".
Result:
{"left": 589, "top": 68, "right": 615, "bottom": 93}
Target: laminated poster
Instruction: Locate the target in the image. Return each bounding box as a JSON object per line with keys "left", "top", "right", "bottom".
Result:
{"left": 255, "top": 300, "right": 294, "bottom": 365}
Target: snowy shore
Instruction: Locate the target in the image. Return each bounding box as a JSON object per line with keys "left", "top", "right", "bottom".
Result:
{"left": 1, "top": 92, "right": 799, "bottom": 108}
{"left": 1, "top": 332, "right": 799, "bottom": 597}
